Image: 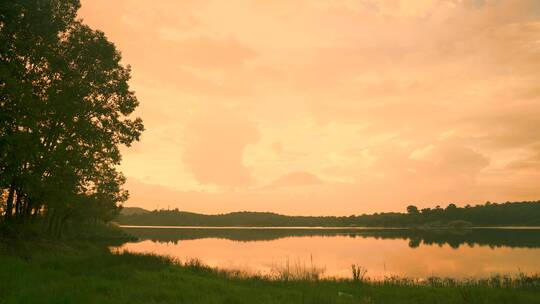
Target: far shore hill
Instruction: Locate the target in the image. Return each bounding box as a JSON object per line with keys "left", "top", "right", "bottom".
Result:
{"left": 118, "top": 200, "right": 540, "bottom": 228}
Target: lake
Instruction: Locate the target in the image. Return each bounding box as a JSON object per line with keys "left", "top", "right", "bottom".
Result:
{"left": 113, "top": 226, "right": 540, "bottom": 279}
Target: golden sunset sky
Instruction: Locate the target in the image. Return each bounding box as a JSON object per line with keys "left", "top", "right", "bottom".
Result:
{"left": 79, "top": 0, "right": 540, "bottom": 215}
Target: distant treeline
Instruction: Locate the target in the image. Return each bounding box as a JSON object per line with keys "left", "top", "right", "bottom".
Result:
{"left": 118, "top": 200, "right": 540, "bottom": 227}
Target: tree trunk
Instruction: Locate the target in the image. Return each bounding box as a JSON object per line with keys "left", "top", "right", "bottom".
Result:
{"left": 4, "top": 182, "right": 15, "bottom": 220}
{"left": 23, "top": 196, "right": 32, "bottom": 221}
{"left": 47, "top": 209, "right": 56, "bottom": 234}
{"left": 14, "top": 191, "right": 22, "bottom": 219}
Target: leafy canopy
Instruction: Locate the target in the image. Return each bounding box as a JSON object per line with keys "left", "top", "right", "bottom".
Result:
{"left": 0, "top": 0, "right": 143, "bottom": 229}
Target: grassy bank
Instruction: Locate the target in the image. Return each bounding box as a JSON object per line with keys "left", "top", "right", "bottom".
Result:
{"left": 1, "top": 237, "right": 540, "bottom": 304}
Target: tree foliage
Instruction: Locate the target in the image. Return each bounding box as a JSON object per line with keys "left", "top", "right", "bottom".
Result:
{"left": 0, "top": 0, "right": 143, "bottom": 234}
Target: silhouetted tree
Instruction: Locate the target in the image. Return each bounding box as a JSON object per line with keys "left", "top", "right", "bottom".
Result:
{"left": 406, "top": 205, "right": 420, "bottom": 215}
{"left": 0, "top": 0, "right": 143, "bottom": 233}
{"left": 446, "top": 204, "right": 457, "bottom": 211}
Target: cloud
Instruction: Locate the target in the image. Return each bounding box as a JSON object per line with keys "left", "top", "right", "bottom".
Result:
{"left": 505, "top": 143, "right": 540, "bottom": 171}
{"left": 161, "top": 36, "right": 257, "bottom": 70}
{"left": 411, "top": 144, "right": 490, "bottom": 177}
{"left": 183, "top": 105, "right": 259, "bottom": 187}
{"left": 267, "top": 171, "right": 324, "bottom": 188}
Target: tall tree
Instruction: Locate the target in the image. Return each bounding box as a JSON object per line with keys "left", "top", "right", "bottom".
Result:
{"left": 0, "top": 0, "right": 143, "bottom": 230}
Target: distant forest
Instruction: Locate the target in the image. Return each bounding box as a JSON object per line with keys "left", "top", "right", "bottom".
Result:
{"left": 118, "top": 200, "right": 540, "bottom": 227}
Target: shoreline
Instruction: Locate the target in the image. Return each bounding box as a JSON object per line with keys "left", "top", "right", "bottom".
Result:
{"left": 2, "top": 238, "right": 540, "bottom": 303}
{"left": 119, "top": 224, "right": 540, "bottom": 230}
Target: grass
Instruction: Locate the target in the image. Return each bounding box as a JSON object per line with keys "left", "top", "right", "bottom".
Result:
{"left": 1, "top": 237, "right": 540, "bottom": 304}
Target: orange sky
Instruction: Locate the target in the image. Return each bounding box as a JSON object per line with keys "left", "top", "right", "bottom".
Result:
{"left": 78, "top": 0, "right": 540, "bottom": 215}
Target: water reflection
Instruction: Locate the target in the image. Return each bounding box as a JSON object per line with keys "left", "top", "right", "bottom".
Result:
{"left": 120, "top": 227, "right": 540, "bottom": 249}
{"left": 114, "top": 227, "right": 540, "bottom": 279}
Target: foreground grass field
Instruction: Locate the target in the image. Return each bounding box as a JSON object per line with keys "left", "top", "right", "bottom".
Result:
{"left": 1, "top": 238, "right": 540, "bottom": 304}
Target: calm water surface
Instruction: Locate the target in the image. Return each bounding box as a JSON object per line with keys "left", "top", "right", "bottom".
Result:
{"left": 114, "top": 227, "right": 540, "bottom": 279}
